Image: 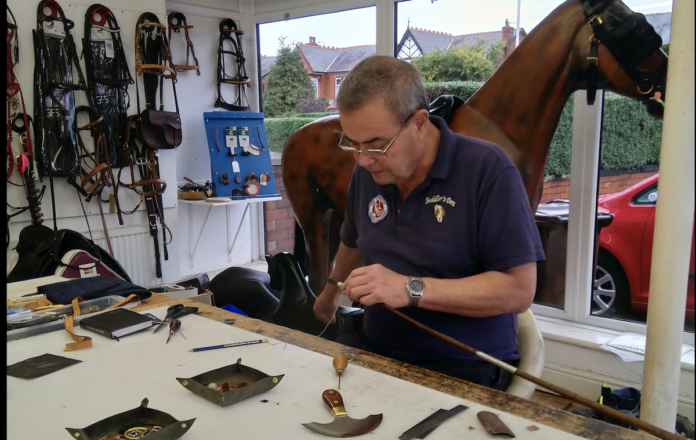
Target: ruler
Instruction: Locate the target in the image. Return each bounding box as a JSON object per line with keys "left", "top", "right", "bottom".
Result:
{"left": 399, "top": 404, "right": 468, "bottom": 440}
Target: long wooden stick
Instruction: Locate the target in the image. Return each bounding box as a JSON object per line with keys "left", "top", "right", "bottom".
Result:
{"left": 383, "top": 304, "right": 682, "bottom": 440}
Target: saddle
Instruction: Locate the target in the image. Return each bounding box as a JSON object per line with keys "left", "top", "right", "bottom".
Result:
{"left": 215, "top": 18, "right": 250, "bottom": 111}
{"left": 208, "top": 253, "right": 361, "bottom": 341}
{"left": 428, "top": 94, "right": 465, "bottom": 125}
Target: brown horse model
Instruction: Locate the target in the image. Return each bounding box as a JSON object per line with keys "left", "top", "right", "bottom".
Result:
{"left": 282, "top": 0, "right": 669, "bottom": 294}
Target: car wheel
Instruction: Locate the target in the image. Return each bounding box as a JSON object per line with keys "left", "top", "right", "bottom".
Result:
{"left": 592, "top": 253, "right": 630, "bottom": 317}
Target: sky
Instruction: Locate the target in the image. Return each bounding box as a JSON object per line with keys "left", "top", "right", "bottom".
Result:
{"left": 258, "top": 0, "right": 673, "bottom": 57}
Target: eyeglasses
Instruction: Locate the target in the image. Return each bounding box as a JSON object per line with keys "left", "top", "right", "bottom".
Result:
{"left": 336, "top": 112, "right": 416, "bottom": 158}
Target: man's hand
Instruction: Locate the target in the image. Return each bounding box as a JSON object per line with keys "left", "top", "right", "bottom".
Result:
{"left": 343, "top": 264, "right": 410, "bottom": 308}
{"left": 313, "top": 285, "right": 342, "bottom": 324}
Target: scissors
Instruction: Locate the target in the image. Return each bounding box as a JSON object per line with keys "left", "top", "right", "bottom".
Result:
{"left": 152, "top": 304, "right": 198, "bottom": 333}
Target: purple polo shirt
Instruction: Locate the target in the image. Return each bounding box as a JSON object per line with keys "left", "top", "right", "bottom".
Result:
{"left": 340, "top": 115, "right": 545, "bottom": 361}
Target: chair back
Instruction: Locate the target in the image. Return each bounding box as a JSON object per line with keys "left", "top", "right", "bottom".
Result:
{"left": 506, "top": 309, "right": 545, "bottom": 399}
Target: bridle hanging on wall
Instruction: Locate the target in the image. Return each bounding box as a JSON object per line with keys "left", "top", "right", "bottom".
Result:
{"left": 7, "top": 6, "right": 34, "bottom": 188}
{"left": 83, "top": 4, "right": 134, "bottom": 169}
{"left": 33, "top": 0, "right": 118, "bottom": 252}
{"left": 132, "top": 12, "right": 177, "bottom": 278}
{"left": 215, "top": 18, "right": 250, "bottom": 111}
{"left": 167, "top": 12, "right": 201, "bottom": 76}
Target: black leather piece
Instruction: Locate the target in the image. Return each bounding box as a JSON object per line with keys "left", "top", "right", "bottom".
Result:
{"left": 208, "top": 267, "right": 279, "bottom": 322}
{"left": 428, "top": 94, "right": 466, "bottom": 125}
{"left": 267, "top": 252, "right": 361, "bottom": 340}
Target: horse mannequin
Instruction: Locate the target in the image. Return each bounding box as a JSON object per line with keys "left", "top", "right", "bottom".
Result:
{"left": 281, "top": 0, "right": 669, "bottom": 294}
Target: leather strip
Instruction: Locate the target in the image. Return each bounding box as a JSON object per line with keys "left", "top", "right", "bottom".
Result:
{"left": 64, "top": 297, "right": 93, "bottom": 351}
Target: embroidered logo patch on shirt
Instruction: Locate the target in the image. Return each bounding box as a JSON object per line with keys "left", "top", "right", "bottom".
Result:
{"left": 434, "top": 204, "right": 446, "bottom": 223}
{"left": 368, "top": 195, "right": 388, "bottom": 224}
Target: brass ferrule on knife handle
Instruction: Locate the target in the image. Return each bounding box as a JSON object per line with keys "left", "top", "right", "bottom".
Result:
{"left": 322, "top": 390, "right": 347, "bottom": 417}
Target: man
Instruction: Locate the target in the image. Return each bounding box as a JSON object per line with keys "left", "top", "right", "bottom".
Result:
{"left": 313, "top": 56, "right": 545, "bottom": 390}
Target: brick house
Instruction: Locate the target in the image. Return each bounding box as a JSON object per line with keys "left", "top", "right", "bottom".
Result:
{"left": 296, "top": 37, "right": 376, "bottom": 108}
{"left": 259, "top": 55, "right": 277, "bottom": 94}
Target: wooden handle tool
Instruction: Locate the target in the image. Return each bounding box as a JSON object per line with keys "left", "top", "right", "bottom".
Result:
{"left": 333, "top": 354, "right": 348, "bottom": 390}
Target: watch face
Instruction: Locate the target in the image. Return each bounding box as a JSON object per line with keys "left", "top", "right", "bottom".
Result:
{"left": 408, "top": 278, "right": 425, "bottom": 295}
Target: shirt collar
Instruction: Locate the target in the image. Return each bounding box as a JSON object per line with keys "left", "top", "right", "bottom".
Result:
{"left": 428, "top": 115, "right": 457, "bottom": 181}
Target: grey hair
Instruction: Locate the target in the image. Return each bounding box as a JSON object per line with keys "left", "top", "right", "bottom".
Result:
{"left": 337, "top": 56, "right": 429, "bottom": 123}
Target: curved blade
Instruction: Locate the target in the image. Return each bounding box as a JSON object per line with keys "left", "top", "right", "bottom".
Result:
{"left": 302, "top": 414, "right": 383, "bottom": 438}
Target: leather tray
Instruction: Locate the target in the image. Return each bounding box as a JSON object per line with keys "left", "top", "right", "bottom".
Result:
{"left": 176, "top": 358, "right": 284, "bottom": 407}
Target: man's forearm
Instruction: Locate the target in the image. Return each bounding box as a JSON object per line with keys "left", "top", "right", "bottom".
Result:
{"left": 419, "top": 262, "right": 537, "bottom": 317}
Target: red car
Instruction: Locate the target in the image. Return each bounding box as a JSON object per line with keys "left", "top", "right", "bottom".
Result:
{"left": 594, "top": 173, "right": 695, "bottom": 321}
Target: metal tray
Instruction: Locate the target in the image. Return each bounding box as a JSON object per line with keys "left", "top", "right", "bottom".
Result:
{"left": 65, "top": 398, "right": 195, "bottom": 440}
{"left": 176, "top": 358, "right": 284, "bottom": 407}
{"left": 7, "top": 295, "right": 140, "bottom": 341}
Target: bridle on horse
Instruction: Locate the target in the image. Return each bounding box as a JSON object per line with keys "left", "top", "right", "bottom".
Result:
{"left": 168, "top": 12, "right": 201, "bottom": 76}
{"left": 580, "top": 0, "right": 667, "bottom": 105}
{"left": 215, "top": 18, "right": 250, "bottom": 111}
{"left": 83, "top": 4, "right": 134, "bottom": 169}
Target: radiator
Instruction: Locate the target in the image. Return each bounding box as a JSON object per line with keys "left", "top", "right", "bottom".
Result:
{"left": 88, "top": 226, "right": 164, "bottom": 288}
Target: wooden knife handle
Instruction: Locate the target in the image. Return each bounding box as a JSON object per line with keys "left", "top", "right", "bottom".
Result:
{"left": 322, "top": 389, "right": 347, "bottom": 416}
{"left": 333, "top": 355, "right": 348, "bottom": 375}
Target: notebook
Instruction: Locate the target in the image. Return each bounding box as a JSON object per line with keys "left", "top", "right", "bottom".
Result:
{"left": 79, "top": 308, "right": 156, "bottom": 339}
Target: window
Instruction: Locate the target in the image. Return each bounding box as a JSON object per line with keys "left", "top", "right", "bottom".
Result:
{"left": 311, "top": 77, "right": 319, "bottom": 98}
{"left": 335, "top": 77, "right": 343, "bottom": 99}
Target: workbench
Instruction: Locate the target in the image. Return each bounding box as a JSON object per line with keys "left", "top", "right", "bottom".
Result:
{"left": 7, "top": 296, "right": 652, "bottom": 440}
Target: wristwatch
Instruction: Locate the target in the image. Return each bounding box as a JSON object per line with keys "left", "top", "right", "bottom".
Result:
{"left": 406, "top": 276, "right": 425, "bottom": 308}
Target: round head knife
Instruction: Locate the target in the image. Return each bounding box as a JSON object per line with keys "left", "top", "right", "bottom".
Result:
{"left": 302, "top": 389, "right": 383, "bottom": 438}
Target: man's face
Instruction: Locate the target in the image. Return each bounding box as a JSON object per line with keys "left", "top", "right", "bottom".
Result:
{"left": 339, "top": 100, "right": 420, "bottom": 186}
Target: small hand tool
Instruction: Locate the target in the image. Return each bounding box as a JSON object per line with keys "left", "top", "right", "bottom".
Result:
{"left": 333, "top": 355, "right": 348, "bottom": 390}
{"left": 153, "top": 304, "right": 184, "bottom": 333}
{"left": 166, "top": 318, "right": 181, "bottom": 344}
{"left": 302, "top": 389, "right": 382, "bottom": 438}
{"left": 327, "top": 277, "right": 343, "bottom": 288}
{"left": 399, "top": 405, "right": 468, "bottom": 440}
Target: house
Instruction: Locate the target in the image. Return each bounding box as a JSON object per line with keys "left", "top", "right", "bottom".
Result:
{"left": 259, "top": 55, "right": 277, "bottom": 93}
{"left": 397, "top": 19, "right": 527, "bottom": 61}
{"left": 296, "top": 37, "right": 376, "bottom": 108}
{"left": 263, "top": 12, "right": 671, "bottom": 105}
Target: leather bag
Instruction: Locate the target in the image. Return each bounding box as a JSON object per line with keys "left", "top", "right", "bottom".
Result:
{"left": 139, "top": 109, "right": 182, "bottom": 149}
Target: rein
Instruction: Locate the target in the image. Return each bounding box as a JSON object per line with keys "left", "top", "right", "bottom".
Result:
{"left": 215, "top": 18, "right": 250, "bottom": 111}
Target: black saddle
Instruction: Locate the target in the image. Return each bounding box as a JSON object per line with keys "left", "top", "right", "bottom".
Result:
{"left": 208, "top": 266, "right": 280, "bottom": 322}
{"left": 208, "top": 252, "right": 361, "bottom": 340}
{"left": 429, "top": 94, "right": 465, "bottom": 125}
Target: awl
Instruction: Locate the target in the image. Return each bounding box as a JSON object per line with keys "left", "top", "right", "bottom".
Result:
{"left": 333, "top": 354, "right": 347, "bottom": 389}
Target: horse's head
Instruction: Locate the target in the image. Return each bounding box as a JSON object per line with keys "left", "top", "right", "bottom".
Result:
{"left": 573, "top": 0, "right": 668, "bottom": 119}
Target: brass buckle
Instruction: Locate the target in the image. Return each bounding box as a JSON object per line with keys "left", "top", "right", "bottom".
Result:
{"left": 637, "top": 83, "right": 654, "bottom": 95}
{"left": 587, "top": 15, "right": 603, "bottom": 31}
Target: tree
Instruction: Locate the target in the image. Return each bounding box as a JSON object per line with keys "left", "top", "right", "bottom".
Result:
{"left": 411, "top": 38, "right": 507, "bottom": 82}
{"left": 263, "top": 39, "right": 315, "bottom": 117}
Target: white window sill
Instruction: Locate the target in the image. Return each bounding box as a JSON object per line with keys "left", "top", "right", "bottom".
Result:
{"left": 536, "top": 315, "right": 695, "bottom": 372}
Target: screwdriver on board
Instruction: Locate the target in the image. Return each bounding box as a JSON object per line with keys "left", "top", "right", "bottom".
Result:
{"left": 333, "top": 354, "right": 348, "bottom": 389}
{"left": 166, "top": 318, "right": 182, "bottom": 344}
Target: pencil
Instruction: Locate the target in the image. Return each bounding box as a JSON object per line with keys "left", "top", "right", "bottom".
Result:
{"left": 189, "top": 338, "right": 268, "bottom": 352}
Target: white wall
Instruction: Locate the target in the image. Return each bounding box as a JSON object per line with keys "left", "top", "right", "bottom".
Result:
{"left": 6, "top": 0, "right": 264, "bottom": 285}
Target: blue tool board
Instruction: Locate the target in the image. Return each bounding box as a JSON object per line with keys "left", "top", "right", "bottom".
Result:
{"left": 203, "top": 111, "right": 279, "bottom": 198}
